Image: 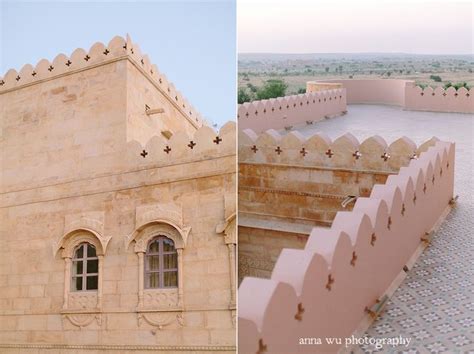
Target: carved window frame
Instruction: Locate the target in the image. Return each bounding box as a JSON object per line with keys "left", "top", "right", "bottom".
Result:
{"left": 59, "top": 230, "right": 105, "bottom": 313}
{"left": 132, "top": 223, "right": 186, "bottom": 312}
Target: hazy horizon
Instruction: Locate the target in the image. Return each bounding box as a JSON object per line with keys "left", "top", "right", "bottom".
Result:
{"left": 239, "top": 0, "right": 473, "bottom": 55}
{"left": 239, "top": 52, "right": 474, "bottom": 56}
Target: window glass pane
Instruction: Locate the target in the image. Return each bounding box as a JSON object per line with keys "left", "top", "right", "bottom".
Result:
{"left": 163, "top": 239, "right": 175, "bottom": 252}
{"left": 87, "top": 244, "right": 96, "bottom": 257}
{"left": 73, "top": 261, "right": 83, "bottom": 275}
{"left": 146, "top": 255, "right": 160, "bottom": 271}
{"left": 148, "top": 240, "right": 159, "bottom": 253}
{"left": 146, "top": 272, "right": 160, "bottom": 288}
{"left": 164, "top": 271, "right": 178, "bottom": 287}
{"left": 163, "top": 254, "right": 177, "bottom": 269}
{"left": 72, "top": 276, "right": 83, "bottom": 291}
{"left": 74, "top": 244, "right": 84, "bottom": 258}
{"left": 87, "top": 259, "right": 98, "bottom": 274}
{"left": 86, "top": 276, "right": 98, "bottom": 290}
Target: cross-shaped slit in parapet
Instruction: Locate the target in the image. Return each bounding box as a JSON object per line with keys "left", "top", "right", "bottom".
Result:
{"left": 0, "top": 80, "right": 5, "bottom": 86}
{"left": 65, "top": 60, "right": 72, "bottom": 67}
{"left": 381, "top": 152, "right": 390, "bottom": 161}
{"left": 251, "top": 145, "right": 258, "bottom": 153}
{"left": 350, "top": 251, "right": 358, "bottom": 266}
{"left": 353, "top": 150, "right": 362, "bottom": 160}
{"left": 15, "top": 76, "right": 20, "bottom": 81}
{"left": 294, "top": 303, "right": 305, "bottom": 321}
{"left": 213, "top": 136, "right": 222, "bottom": 145}
{"left": 325, "top": 149, "right": 334, "bottom": 158}
{"left": 188, "top": 141, "right": 196, "bottom": 149}
{"left": 103, "top": 49, "right": 110, "bottom": 55}
{"left": 84, "top": 55, "right": 91, "bottom": 62}
{"left": 275, "top": 146, "right": 282, "bottom": 155}
{"left": 257, "top": 339, "right": 267, "bottom": 354}
{"left": 371, "top": 233, "right": 377, "bottom": 246}
{"left": 140, "top": 150, "right": 148, "bottom": 158}
{"left": 31, "top": 71, "right": 37, "bottom": 76}
{"left": 164, "top": 146, "right": 171, "bottom": 154}
{"left": 326, "top": 274, "right": 334, "bottom": 291}
{"left": 300, "top": 148, "right": 307, "bottom": 157}
{"left": 48, "top": 65, "right": 54, "bottom": 72}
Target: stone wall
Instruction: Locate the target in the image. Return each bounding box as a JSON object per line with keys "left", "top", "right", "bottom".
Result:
{"left": 0, "top": 35, "right": 236, "bottom": 352}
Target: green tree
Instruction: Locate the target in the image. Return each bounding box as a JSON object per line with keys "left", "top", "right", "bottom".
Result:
{"left": 297, "top": 88, "right": 306, "bottom": 94}
{"left": 238, "top": 88, "right": 252, "bottom": 104}
{"left": 255, "top": 79, "right": 288, "bottom": 100}
{"left": 444, "top": 82, "right": 470, "bottom": 90}
{"left": 247, "top": 83, "right": 258, "bottom": 93}
{"left": 430, "top": 75, "right": 442, "bottom": 82}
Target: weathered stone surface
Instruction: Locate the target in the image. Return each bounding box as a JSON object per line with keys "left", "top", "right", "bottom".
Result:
{"left": 0, "top": 36, "right": 236, "bottom": 352}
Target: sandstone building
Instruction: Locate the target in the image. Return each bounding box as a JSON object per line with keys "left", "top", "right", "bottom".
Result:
{"left": 0, "top": 35, "right": 236, "bottom": 353}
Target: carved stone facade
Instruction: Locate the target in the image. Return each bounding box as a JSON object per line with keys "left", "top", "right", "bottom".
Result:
{"left": 0, "top": 36, "right": 236, "bottom": 352}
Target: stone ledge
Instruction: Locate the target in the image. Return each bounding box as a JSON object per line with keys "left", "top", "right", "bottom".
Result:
{"left": 0, "top": 343, "right": 236, "bottom": 351}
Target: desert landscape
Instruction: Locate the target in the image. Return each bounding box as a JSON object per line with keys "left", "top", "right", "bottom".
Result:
{"left": 238, "top": 53, "right": 473, "bottom": 102}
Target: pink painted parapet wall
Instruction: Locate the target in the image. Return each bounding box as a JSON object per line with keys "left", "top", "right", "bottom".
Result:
{"left": 405, "top": 82, "right": 473, "bottom": 113}
{"left": 309, "top": 79, "right": 473, "bottom": 113}
{"left": 237, "top": 89, "right": 347, "bottom": 133}
{"left": 238, "top": 138, "right": 455, "bottom": 354}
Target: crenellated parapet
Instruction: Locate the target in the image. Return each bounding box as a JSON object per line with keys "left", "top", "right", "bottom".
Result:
{"left": 237, "top": 89, "right": 347, "bottom": 133}
{"left": 239, "top": 138, "right": 455, "bottom": 353}
{"left": 239, "top": 128, "right": 433, "bottom": 173}
{"left": 0, "top": 35, "right": 205, "bottom": 128}
{"left": 126, "top": 121, "right": 235, "bottom": 168}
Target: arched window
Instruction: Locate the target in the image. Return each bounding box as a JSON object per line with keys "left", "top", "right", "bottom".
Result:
{"left": 71, "top": 242, "right": 99, "bottom": 291}
{"left": 145, "top": 236, "right": 178, "bottom": 289}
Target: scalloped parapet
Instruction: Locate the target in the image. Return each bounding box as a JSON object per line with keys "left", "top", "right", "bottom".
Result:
{"left": 0, "top": 35, "right": 205, "bottom": 128}
{"left": 405, "top": 82, "right": 473, "bottom": 113}
{"left": 309, "top": 79, "right": 473, "bottom": 113}
{"left": 237, "top": 89, "right": 347, "bottom": 133}
{"left": 239, "top": 129, "right": 423, "bottom": 173}
{"left": 238, "top": 139, "right": 455, "bottom": 353}
{"left": 125, "top": 121, "right": 235, "bottom": 168}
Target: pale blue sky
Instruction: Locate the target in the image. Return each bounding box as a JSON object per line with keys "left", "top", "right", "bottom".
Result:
{"left": 0, "top": 0, "right": 236, "bottom": 126}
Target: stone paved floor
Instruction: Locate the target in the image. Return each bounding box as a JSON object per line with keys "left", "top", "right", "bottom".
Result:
{"left": 297, "top": 105, "right": 474, "bottom": 353}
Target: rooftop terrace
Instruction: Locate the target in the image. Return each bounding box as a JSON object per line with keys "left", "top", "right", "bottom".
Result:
{"left": 296, "top": 104, "right": 472, "bottom": 352}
